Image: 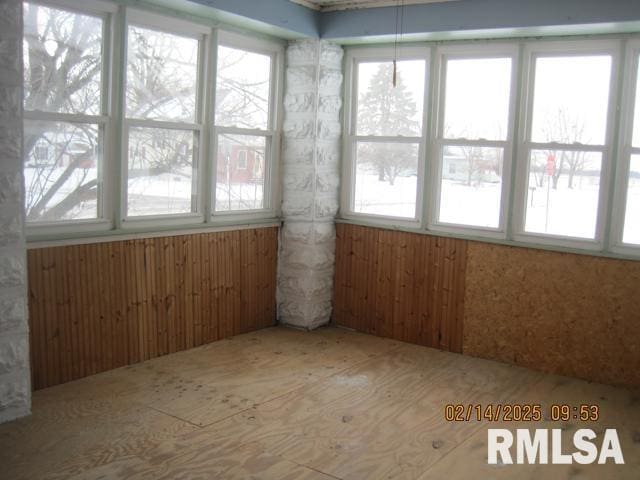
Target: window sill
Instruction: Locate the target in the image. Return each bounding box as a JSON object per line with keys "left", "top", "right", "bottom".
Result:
{"left": 335, "top": 217, "right": 640, "bottom": 262}
{"left": 27, "top": 218, "right": 282, "bottom": 249}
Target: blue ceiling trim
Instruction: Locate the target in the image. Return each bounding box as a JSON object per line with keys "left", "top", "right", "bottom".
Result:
{"left": 184, "top": 0, "right": 640, "bottom": 41}
{"left": 186, "top": 0, "right": 320, "bottom": 38}
{"left": 319, "top": 0, "right": 640, "bottom": 40}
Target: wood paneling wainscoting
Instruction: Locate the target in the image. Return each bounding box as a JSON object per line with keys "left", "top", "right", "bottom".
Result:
{"left": 27, "top": 227, "right": 278, "bottom": 390}
{"left": 333, "top": 223, "right": 640, "bottom": 387}
{"left": 333, "top": 223, "right": 467, "bottom": 352}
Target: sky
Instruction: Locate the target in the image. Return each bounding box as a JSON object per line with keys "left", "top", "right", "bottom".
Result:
{"left": 355, "top": 53, "right": 616, "bottom": 146}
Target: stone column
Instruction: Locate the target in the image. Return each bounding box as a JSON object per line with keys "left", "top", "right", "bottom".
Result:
{"left": 0, "top": 0, "right": 31, "bottom": 424}
{"left": 277, "top": 40, "right": 343, "bottom": 330}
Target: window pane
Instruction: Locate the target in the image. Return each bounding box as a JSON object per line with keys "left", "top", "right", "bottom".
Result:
{"left": 23, "top": 3, "right": 103, "bottom": 115}
{"left": 215, "top": 46, "right": 271, "bottom": 130}
{"left": 127, "top": 128, "right": 196, "bottom": 216}
{"left": 524, "top": 150, "right": 602, "bottom": 239}
{"left": 356, "top": 60, "right": 425, "bottom": 136}
{"left": 633, "top": 59, "right": 640, "bottom": 148}
{"left": 443, "top": 58, "right": 511, "bottom": 141}
{"left": 531, "top": 55, "right": 611, "bottom": 145}
{"left": 126, "top": 26, "right": 199, "bottom": 122}
{"left": 623, "top": 155, "right": 640, "bottom": 245}
{"left": 438, "top": 146, "right": 504, "bottom": 228}
{"left": 215, "top": 135, "right": 267, "bottom": 211}
{"left": 353, "top": 142, "right": 418, "bottom": 218}
{"left": 24, "top": 121, "right": 100, "bottom": 222}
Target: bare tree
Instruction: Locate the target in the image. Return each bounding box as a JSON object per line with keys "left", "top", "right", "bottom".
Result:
{"left": 542, "top": 108, "right": 589, "bottom": 189}
{"left": 443, "top": 126, "right": 502, "bottom": 187}
{"left": 215, "top": 46, "right": 270, "bottom": 129}
{"left": 457, "top": 146, "right": 500, "bottom": 187}
{"left": 23, "top": 5, "right": 269, "bottom": 221}
{"left": 23, "top": 4, "right": 102, "bottom": 221}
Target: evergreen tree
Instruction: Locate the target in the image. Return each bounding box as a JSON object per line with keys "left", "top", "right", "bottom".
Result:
{"left": 358, "top": 63, "right": 419, "bottom": 185}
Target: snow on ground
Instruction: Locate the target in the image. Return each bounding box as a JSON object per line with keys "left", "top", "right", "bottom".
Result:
{"left": 24, "top": 166, "right": 98, "bottom": 221}
{"left": 25, "top": 166, "right": 265, "bottom": 218}
{"left": 127, "top": 170, "right": 194, "bottom": 216}
{"left": 524, "top": 173, "right": 600, "bottom": 239}
{"left": 23, "top": 165, "right": 639, "bottom": 246}
{"left": 623, "top": 175, "right": 640, "bottom": 244}
{"left": 439, "top": 180, "right": 501, "bottom": 228}
{"left": 352, "top": 170, "right": 638, "bottom": 243}
{"left": 215, "top": 182, "right": 264, "bottom": 211}
{"left": 354, "top": 172, "right": 417, "bottom": 218}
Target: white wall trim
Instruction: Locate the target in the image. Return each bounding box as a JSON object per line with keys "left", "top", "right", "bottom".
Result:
{"left": 27, "top": 220, "right": 282, "bottom": 249}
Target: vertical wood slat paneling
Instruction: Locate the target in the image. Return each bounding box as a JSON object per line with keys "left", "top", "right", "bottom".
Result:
{"left": 27, "top": 227, "right": 278, "bottom": 390}
{"left": 333, "top": 224, "right": 466, "bottom": 353}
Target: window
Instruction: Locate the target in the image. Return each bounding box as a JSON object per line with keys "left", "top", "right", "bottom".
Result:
{"left": 34, "top": 144, "right": 49, "bottom": 163}
{"left": 236, "top": 150, "right": 248, "bottom": 170}
{"left": 21, "top": 3, "right": 283, "bottom": 238}
{"left": 341, "top": 39, "right": 640, "bottom": 259}
{"left": 432, "top": 48, "right": 516, "bottom": 234}
{"left": 214, "top": 33, "right": 280, "bottom": 214}
{"left": 124, "top": 16, "right": 203, "bottom": 220}
{"left": 624, "top": 154, "right": 640, "bottom": 245}
{"left": 616, "top": 44, "right": 640, "bottom": 249}
{"left": 343, "top": 47, "right": 429, "bottom": 223}
{"left": 23, "top": 2, "right": 109, "bottom": 225}
{"left": 516, "top": 43, "right": 616, "bottom": 245}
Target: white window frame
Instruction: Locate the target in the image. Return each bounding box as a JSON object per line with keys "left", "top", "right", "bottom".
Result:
{"left": 340, "top": 45, "right": 431, "bottom": 228}
{"left": 23, "top": 1, "right": 285, "bottom": 242}
{"left": 120, "top": 9, "right": 210, "bottom": 229}
{"left": 24, "top": 0, "right": 117, "bottom": 237}
{"left": 512, "top": 39, "right": 621, "bottom": 251}
{"left": 611, "top": 38, "right": 640, "bottom": 255}
{"left": 211, "top": 29, "right": 283, "bottom": 221}
{"left": 428, "top": 43, "right": 519, "bottom": 239}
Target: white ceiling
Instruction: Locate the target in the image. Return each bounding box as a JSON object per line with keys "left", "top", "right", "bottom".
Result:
{"left": 291, "top": 0, "right": 460, "bottom": 12}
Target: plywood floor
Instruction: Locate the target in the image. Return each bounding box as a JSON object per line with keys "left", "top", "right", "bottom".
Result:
{"left": 1, "top": 326, "right": 638, "bottom": 480}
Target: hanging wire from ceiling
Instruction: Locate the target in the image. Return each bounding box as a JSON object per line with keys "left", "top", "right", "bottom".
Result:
{"left": 392, "top": 0, "right": 404, "bottom": 87}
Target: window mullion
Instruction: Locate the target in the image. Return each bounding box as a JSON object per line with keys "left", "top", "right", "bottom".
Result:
{"left": 112, "top": 5, "right": 127, "bottom": 228}
{"left": 215, "top": 126, "right": 274, "bottom": 137}
{"left": 600, "top": 40, "right": 626, "bottom": 251}
{"left": 23, "top": 111, "right": 108, "bottom": 124}
{"left": 438, "top": 138, "right": 509, "bottom": 148}
{"left": 422, "top": 44, "right": 439, "bottom": 230}
{"left": 525, "top": 141, "right": 606, "bottom": 153}
{"left": 353, "top": 135, "right": 422, "bottom": 143}
{"left": 506, "top": 41, "right": 527, "bottom": 242}
{"left": 125, "top": 118, "right": 201, "bottom": 131}
{"left": 202, "top": 29, "right": 217, "bottom": 220}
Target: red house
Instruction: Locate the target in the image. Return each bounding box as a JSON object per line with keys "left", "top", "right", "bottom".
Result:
{"left": 216, "top": 144, "right": 265, "bottom": 184}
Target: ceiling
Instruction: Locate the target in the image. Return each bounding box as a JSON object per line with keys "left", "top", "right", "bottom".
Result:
{"left": 291, "top": 0, "right": 459, "bottom": 12}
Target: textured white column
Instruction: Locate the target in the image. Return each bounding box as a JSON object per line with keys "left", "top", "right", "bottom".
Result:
{"left": 0, "top": 0, "right": 31, "bottom": 424}
{"left": 277, "top": 40, "right": 343, "bottom": 330}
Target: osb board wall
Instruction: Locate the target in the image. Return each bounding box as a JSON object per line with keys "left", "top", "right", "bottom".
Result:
{"left": 27, "top": 227, "right": 278, "bottom": 390}
{"left": 463, "top": 241, "right": 640, "bottom": 388}
{"left": 333, "top": 224, "right": 640, "bottom": 387}
{"left": 333, "top": 223, "right": 467, "bottom": 352}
